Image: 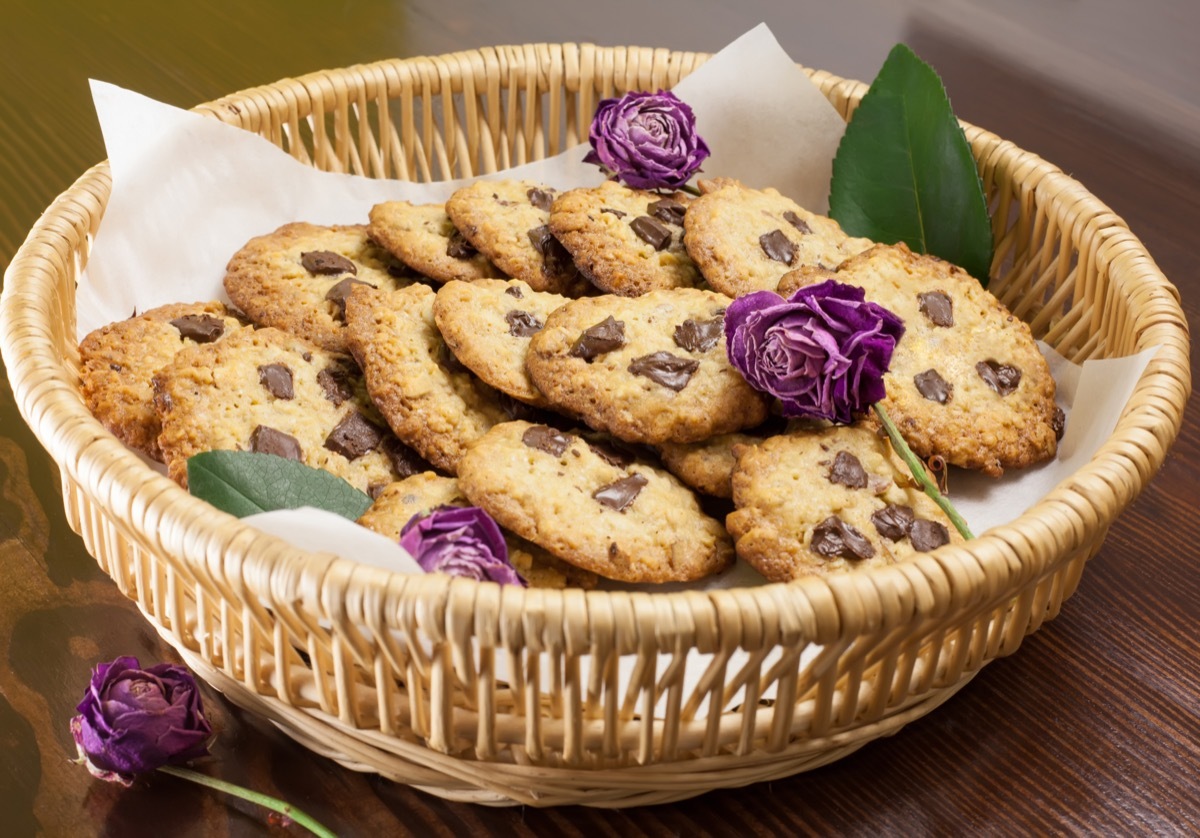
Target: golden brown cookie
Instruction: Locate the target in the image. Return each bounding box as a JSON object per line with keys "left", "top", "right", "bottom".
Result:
{"left": 727, "top": 425, "right": 965, "bottom": 581}
{"left": 548, "top": 181, "right": 700, "bottom": 296}
{"left": 525, "top": 289, "right": 770, "bottom": 444}
{"left": 457, "top": 421, "right": 733, "bottom": 583}
{"left": 778, "top": 243, "right": 1060, "bottom": 475}
{"left": 367, "top": 201, "right": 505, "bottom": 284}
{"left": 79, "top": 301, "right": 248, "bottom": 461}
{"left": 223, "top": 221, "right": 411, "bottom": 353}
{"left": 683, "top": 177, "right": 873, "bottom": 297}
{"left": 344, "top": 283, "right": 511, "bottom": 473}
{"left": 153, "top": 326, "right": 420, "bottom": 492}
{"left": 357, "top": 472, "right": 598, "bottom": 589}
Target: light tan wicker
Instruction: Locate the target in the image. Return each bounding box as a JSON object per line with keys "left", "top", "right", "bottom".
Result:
{"left": 0, "top": 44, "right": 1190, "bottom": 807}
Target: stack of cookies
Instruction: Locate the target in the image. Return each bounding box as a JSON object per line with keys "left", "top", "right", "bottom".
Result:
{"left": 78, "top": 176, "right": 1062, "bottom": 586}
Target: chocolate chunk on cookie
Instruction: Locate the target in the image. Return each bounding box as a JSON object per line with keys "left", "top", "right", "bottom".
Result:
{"left": 445, "top": 180, "right": 587, "bottom": 295}
{"left": 223, "top": 222, "right": 411, "bottom": 353}
{"left": 683, "top": 177, "right": 873, "bottom": 297}
{"left": 432, "top": 278, "right": 568, "bottom": 408}
{"left": 357, "top": 472, "right": 597, "bottom": 589}
{"left": 344, "top": 283, "right": 510, "bottom": 473}
{"left": 548, "top": 181, "right": 701, "bottom": 296}
{"left": 367, "top": 200, "right": 505, "bottom": 284}
{"left": 457, "top": 421, "right": 733, "bottom": 583}
{"left": 79, "top": 301, "right": 247, "bottom": 461}
{"left": 152, "top": 326, "right": 418, "bottom": 491}
{"left": 727, "top": 425, "right": 964, "bottom": 580}
{"left": 526, "top": 289, "right": 770, "bottom": 444}
{"left": 778, "top": 243, "right": 1059, "bottom": 475}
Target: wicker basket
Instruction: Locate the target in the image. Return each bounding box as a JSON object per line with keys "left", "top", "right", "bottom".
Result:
{"left": 0, "top": 43, "right": 1190, "bottom": 807}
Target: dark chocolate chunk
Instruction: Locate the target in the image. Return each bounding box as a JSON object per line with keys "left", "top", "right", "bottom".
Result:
{"left": 257, "top": 363, "right": 294, "bottom": 400}
{"left": 569, "top": 316, "right": 625, "bottom": 361}
{"left": 368, "top": 483, "right": 389, "bottom": 500}
{"left": 437, "top": 342, "right": 468, "bottom": 374}
{"left": 1052, "top": 406, "right": 1066, "bottom": 441}
{"left": 382, "top": 437, "right": 429, "bottom": 479}
{"left": 759, "top": 229, "right": 797, "bottom": 265}
{"left": 522, "top": 424, "right": 571, "bottom": 457}
{"left": 585, "top": 438, "right": 636, "bottom": 468}
{"left": 871, "top": 504, "right": 915, "bottom": 541}
{"left": 628, "top": 351, "right": 700, "bottom": 391}
{"left": 325, "top": 277, "right": 375, "bottom": 320}
{"left": 909, "top": 518, "right": 951, "bottom": 552}
{"left": 446, "top": 229, "right": 478, "bottom": 260}
{"left": 630, "top": 215, "right": 672, "bottom": 251}
{"left": 600, "top": 207, "right": 628, "bottom": 219}
{"left": 976, "top": 359, "right": 1022, "bottom": 396}
{"left": 782, "top": 210, "right": 811, "bottom": 235}
{"left": 301, "top": 250, "right": 357, "bottom": 276}
{"left": 810, "top": 515, "right": 876, "bottom": 561}
{"left": 505, "top": 310, "right": 543, "bottom": 337}
{"left": 828, "top": 451, "right": 868, "bottom": 489}
{"left": 528, "top": 225, "right": 575, "bottom": 279}
{"left": 673, "top": 317, "right": 724, "bottom": 354}
{"left": 918, "top": 291, "right": 954, "bottom": 327}
{"left": 914, "top": 369, "right": 953, "bottom": 404}
{"left": 249, "top": 425, "right": 302, "bottom": 461}
{"left": 648, "top": 197, "right": 687, "bottom": 226}
{"left": 492, "top": 193, "right": 515, "bottom": 207}
{"left": 592, "top": 473, "right": 649, "bottom": 512}
{"left": 170, "top": 314, "right": 225, "bottom": 343}
{"left": 109, "top": 363, "right": 123, "bottom": 372}
{"left": 318, "top": 364, "right": 355, "bottom": 406}
{"left": 527, "top": 187, "right": 555, "bottom": 211}
{"left": 324, "top": 411, "right": 385, "bottom": 460}
{"left": 505, "top": 285, "right": 524, "bottom": 299}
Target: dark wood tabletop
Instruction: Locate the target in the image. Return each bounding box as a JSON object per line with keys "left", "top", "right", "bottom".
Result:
{"left": 2, "top": 2, "right": 1197, "bottom": 835}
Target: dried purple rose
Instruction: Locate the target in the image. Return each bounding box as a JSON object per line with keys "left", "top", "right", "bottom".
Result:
{"left": 70, "top": 656, "right": 213, "bottom": 785}
{"left": 399, "top": 505, "right": 526, "bottom": 586}
{"left": 584, "top": 90, "right": 710, "bottom": 190}
{"left": 725, "top": 280, "right": 905, "bottom": 423}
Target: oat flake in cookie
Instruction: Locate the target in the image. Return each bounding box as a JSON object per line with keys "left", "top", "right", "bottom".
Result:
{"left": 778, "top": 242, "right": 1059, "bottom": 475}
{"left": 368, "top": 200, "right": 505, "bottom": 284}
{"left": 223, "top": 221, "right": 411, "bottom": 353}
{"left": 727, "top": 425, "right": 964, "bottom": 581}
{"left": 526, "top": 288, "right": 769, "bottom": 444}
{"left": 152, "top": 326, "right": 421, "bottom": 492}
{"left": 682, "top": 177, "right": 874, "bottom": 297}
{"left": 457, "top": 421, "right": 733, "bottom": 584}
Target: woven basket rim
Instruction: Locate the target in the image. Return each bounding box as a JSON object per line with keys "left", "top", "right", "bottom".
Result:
{"left": 1, "top": 43, "right": 1191, "bottom": 645}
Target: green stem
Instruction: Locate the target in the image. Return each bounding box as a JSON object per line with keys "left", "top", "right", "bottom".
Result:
{"left": 156, "top": 766, "right": 337, "bottom": 838}
{"left": 873, "top": 403, "right": 974, "bottom": 540}
{"left": 678, "top": 182, "right": 702, "bottom": 197}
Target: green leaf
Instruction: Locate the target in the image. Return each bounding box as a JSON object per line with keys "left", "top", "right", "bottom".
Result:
{"left": 187, "top": 451, "right": 373, "bottom": 521}
{"left": 829, "top": 43, "right": 993, "bottom": 284}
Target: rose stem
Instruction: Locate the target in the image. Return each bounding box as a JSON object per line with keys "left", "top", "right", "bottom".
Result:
{"left": 872, "top": 403, "right": 974, "bottom": 540}
{"left": 156, "top": 766, "right": 337, "bottom": 838}
{"left": 677, "top": 183, "right": 702, "bottom": 197}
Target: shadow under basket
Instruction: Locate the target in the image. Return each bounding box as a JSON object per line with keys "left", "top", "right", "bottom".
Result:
{"left": 0, "top": 44, "right": 1190, "bottom": 807}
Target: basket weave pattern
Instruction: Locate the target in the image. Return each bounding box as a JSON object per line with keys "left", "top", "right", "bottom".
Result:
{"left": 1, "top": 44, "right": 1190, "bottom": 807}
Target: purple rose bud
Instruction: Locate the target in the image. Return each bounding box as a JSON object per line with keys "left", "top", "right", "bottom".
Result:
{"left": 725, "top": 280, "right": 905, "bottom": 423}
{"left": 583, "top": 90, "right": 710, "bottom": 190}
{"left": 399, "top": 506, "right": 526, "bottom": 586}
{"left": 70, "top": 656, "right": 213, "bottom": 783}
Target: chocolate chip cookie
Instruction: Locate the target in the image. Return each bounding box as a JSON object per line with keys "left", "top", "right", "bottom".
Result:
{"left": 356, "top": 472, "right": 598, "bottom": 589}
{"left": 525, "top": 288, "right": 770, "bottom": 444}
{"left": 457, "top": 421, "right": 734, "bottom": 583}
{"left": 153, "top": 326, "right": 419, "bottom": 492}
{"left": 367, "top": 200, "right": 505, "bottom": 284}
{"left": 683, "top": 177, "right": 873, "bottom": 297}
{"left": 79, "top": 301, "right": 248, "bottom": 461}
{"left": 778, "top": 243, "right": 1060, "bottom": 475}
{"left": 548, "top": 181, "right": 701, "bottom": 296}
{"left": 727, "top": 425, "right": 964, "bottom": 580}
{"left": 223, "top": 221, "right": 411, "bottom": 353}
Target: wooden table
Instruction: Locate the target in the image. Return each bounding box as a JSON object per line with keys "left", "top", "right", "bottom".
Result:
{"left": 2, "top": 2, "right": 1197, "bottom": 834}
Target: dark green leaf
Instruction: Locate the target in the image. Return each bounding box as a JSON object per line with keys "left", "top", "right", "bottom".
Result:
{"left": 829, "top": 43, "right": 993, "bottom": 284}
{"left": 187, "top": 451, "right": 373, "bottom": 521}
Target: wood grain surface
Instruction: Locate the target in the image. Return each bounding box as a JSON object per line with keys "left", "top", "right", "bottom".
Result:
{"left": 2, "top": 2, "right": 1197, "bottom": 835}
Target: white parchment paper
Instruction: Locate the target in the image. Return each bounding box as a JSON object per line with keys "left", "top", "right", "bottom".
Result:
{"left": 78, "top": 24, "right": 1156, "bottom": 629}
